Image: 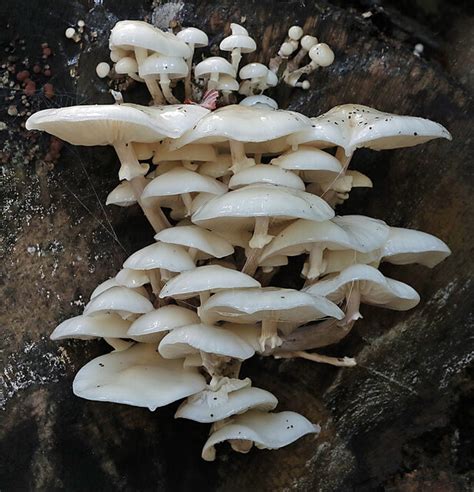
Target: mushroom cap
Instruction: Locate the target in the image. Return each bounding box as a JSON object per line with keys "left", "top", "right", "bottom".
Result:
{"left": 213, "top": 229, "right": 253, "bottom": 248}
{"left": 200, "top": 287, "right": 344, "bottom": 325}
{"left": 239, "top": 63, "right": 268, "bottom": 80}
{"left": 142, "top": 168, "right": 227, "bottom": 199}
{"left": 158, "top": 323, "right": 255, "bottom": 360}
{"left": 73, "top": 343, "right": 206, "bottom": 411}
{"left": 51, "top": 313, "right": 131, "bottom": 341}
{"left": 106, "top": 181, "right": 137, "bottom": 207}
{"left": 201, "top": 410, "right": 319, "bottom": 461}
{"left": 223, "top": 323, "right": 262, "bottom": 352}
{"left": 266, "top": 70, "right": 278, "bottom": 87}
{"left": 123, "top": 242, "right": 195, "bottom": 272}
{"left": 228, "top": 165, "right": 305, "bottom": 191}
{"left": 114, "top": 56, "right": 139, "bottom": 75}
{"left": 216, "top": 74, "right": 239, "bottom": 92}
{"left": 127, "top": 305, "right": 200, "bottom": 343}
{"left": 239, "top": 95, "right": 278, "bottom": 110}
{"left": 84, "top": 286, "right": 154, "bottom": 318}
{"left": 194, "top": 56, "right": 236, "bottom": 78}
{"left": 176, "top": 27, "right": 209, "bottom": 48}
{"left": 382, "top": 227, "right": 451, "bottom": 267}
{"left": 159, "top": 265, "right": 261, "bottom": 299}
{"left": 139, "top": 54, "right": 189, "bottom": 78}
{"left": 176, "top": 386, "right": 278, "bottom": 423}
{"left": 115, "top": 268, "right": 149, "bottom": 288}
{"left": 154, "top": 226, "right": 234, "bottom": 258}
{"left": 90, "top": 277, "right": 148, "bottom": 300}
{"left": 26, "top": 103, "right": 210, "bottom": 145}
{"left": 191, "top": 184, "right": 335, "bottom": 231}
{"left": 288, "top": 104, "right": 452, "bottom": 155}
{"left": 347, "top": 170, "right": 373, "bottom": 188}
{"left": 260, "top": 215, "right": 390, "bottom": 261}
{"left": 271, "top": 146, "right": 342, "bottom": 174}
{"left": 109, "top": 20, "right": 191, "bottom": 58}
{"left": 309, "top": 43, "right": 335, "bottom": 67}
{"left": 152, "top": 143, "right": 217, "bottom": 164}
{"left": 219, "top": 34, "right": 256, "bottom": 53}
{"left": 320, "top": 249, "right": 381, "bottom": 275}
{"left": 169, "top": 105, "right": 311, "bottom": 148}
{"left": 305, "top": 264, "right": 420, "bottom": 310}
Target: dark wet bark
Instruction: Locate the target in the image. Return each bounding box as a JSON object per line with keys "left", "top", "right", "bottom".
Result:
{"left": 0, "top": 0, "right": 472, "bottom": 490}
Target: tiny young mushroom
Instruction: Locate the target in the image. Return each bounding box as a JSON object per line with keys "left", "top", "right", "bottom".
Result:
{"left": 170, "top": 104, "right": 311, "bottom": 173}
{"left": 201, "top": 410, "right": 319, "bottom": 461}
{"left": 123, "top": 241, "right": 195, "bottom": 295}
{"left": 321, "top": 225, "right": 452, "bottom": 275}
{"left": 114, "top": 56, "right": 142, "bottom": 82}
{"left": 176, "top": 27, "right": 209, "bottom": 99}
{"left": 239, "top": 95, "right": 279, "bottom": 110}
{"left": 219, "top": 23, "right": 256, "bottom": 72}
{"left": 194, "top": 56, "right": 236, "bottom": 92}
{"left": 159, "top": 264, "right": 261, "bottom": 306}
{"left": 288, "top": 104, "right": 452, "bottom": 172}
{"left": 199, "top": 286, "right": 344, "bottom": 351}
{"left": 139, "top": 54, "right": 189, "bottom": 104}
{"left": 109, "top": 20, "right": 191, "bottom": 104}
{"left": 126, "top": 305, "right": 200, "bottom": 343}
{"left": 154, "top": 225, "right": 234, "bottom": 261}
{"left": 259, "top": 215, "right": 390, "bottom": 280}
{"left": 158, "top": 323, "right": 255, "bottom": 386}
{"left": 142, "top": 167, "right": 227, "bottom": 216}
{"left": 83, "top": 286, "right": 154, "bottom": 320}
{"left": 238, "top": 63, "right": 273, "bottom": 96}
{"left": 175, "top": 384, "right": 278, "bottom": 423}
{"left": 26, "top": 103, "right": 209, "bottom": 232}
{"left": 73, "top": 343, "right": 206, "bottom": 411}
{"left": 216, "top": 75, "right": 240, "bottom": 104}
{"left": 106, "top": 179, "right": 142, "bottom": 207}
{"left": 191, "top": 183, "right": 335, "bottom": 275}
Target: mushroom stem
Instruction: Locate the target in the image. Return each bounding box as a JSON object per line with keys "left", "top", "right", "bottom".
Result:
{"left": 159, "top": 74, "right": 181, "bottom": 104}
{"left": 249, "top": 216, "right": 273, "bottom": 249}
{"left": 188, "top": 247, "right": 198, "bottom": 261}
{"left": 277, "top": 350, "right": 357, "bottom": 367}
{"left": 343, "top": 284, "right": 362, "bottom": 325}
{"left": 336, "top": 146, "right": 353, "bottom": 174}
{"left": 148, "top": 269, "right": 162, "bottom": 296}
{"left": 229, "top": 140, "right": 255, "bottom": 173}
{"left": 241, "top": 246, "right": 263, "bottom": 277}
{"left": 134, "top": 48, "right": 165, "bottom": 105}
{"left": 260, "top": 319, "right": 282, "bottom": 351}
{"left": 114, "top": 143, "right": 170, "bottom": 232}
{"left": 254, "top": 153, "right": 262, "bottom": 164}
{"left": 182, "top": 192, "right": 193, "bottom": 216}
{"left": 208, "top": 72, "right": 219, "bottom": 91}
{"left": 199, "top": 291, "right": 210, "bottom": 305}
{"left": 182, "top": 160, "right": 198, "bottom": 171}
{"left": 231, "top": 48, "right": 242, "bottom": 72}
{"left": 305, "top": 244, "right": 325, "bottom": 279}
{"left": 184, "top": 46, "right": 195, "bottom": 99}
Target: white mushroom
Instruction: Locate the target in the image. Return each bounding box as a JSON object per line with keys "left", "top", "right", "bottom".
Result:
{"left": 127, "top": 305, "right": 200, "bottom": 343}
{"left": 106, "top": 180, "right": 139, "bottom": 207}
{"left": 238, "top": 63, "right": 270, "bottom": 95}
{"left": 260, "top": 215, "right": 390, "bottom": 279}
{"left": 228, "top": 165, "right": 305, "bottom": 191}
{"left": 115, "top": 268, "right": 150, "bottom": 289}
{"left": 194, "top": 56, "right": 236, "bottom": 91}
{"left": 176, "top": 385, "right": 278, "bottom": 423}
{"left": 51, "top": 313, "right": 131, "bottom": 341}
{"left": 83, "top": 286, "right": 154, "bottom": 320}
{"left": 202, "top": 410, "right": 319, "bottom": 461}
{"left": 176, "top": 27, "right": 209, "bottom": 98}
{"left": 109, "top": 20, "right": 190, "bottom": 104}
{"left": 219, "top": 23, "right": 256, "bottom": 72}
{"left": 155, "top": 225, "right": 234, "bottom": 261}
{"left": 239, "top": 95, "right": 278, "bottom": 110}
{"left": 142, "top": 167, "right": 227, "bottom": 216}
{"left": 73, "top": 343, "right": 206, "bottom": 410}
{"left": 216, "top": 74, "right": 239, "bottom": 104}
{"left": 114, "top": 56, "right": 142, "bottom": 82}
{"left": 200, "top": 287, "right": 344, "bottom": 350}
{"left": 139, "top": 54, "right": 188, "bottom": 104}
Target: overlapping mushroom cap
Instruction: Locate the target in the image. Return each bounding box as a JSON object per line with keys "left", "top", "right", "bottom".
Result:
{"left": 304, "top": 264, "right": 420, "bottom": 310}
{"left": 201, "top": 410, "right": 319, "bottom": 461}
{"left": 73, "top": 343, "right": 206, "bottom": 411}
{"left": 158, "top": 323, "right": 256, "bottom": 361}
{"left": 123, "top": 242, "right": 195, "bottom": 272}
{"left": 176, "top": 385, "right": 278, "bottom": 423}
{"left": 288, "top": 104, "right": 452, "bottom": 155}
{"left": 127, "top": 305, "right": 200, "bottom": 343}
{"left": 228, "top": 165, "right": 305, "bottom": 190}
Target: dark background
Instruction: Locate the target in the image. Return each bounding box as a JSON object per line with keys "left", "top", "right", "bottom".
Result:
{"left": 0, "top": 1, "right": 473, "bottom": 490}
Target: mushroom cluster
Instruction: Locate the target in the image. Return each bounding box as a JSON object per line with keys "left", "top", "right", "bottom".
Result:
{"left": 26, "top": 20, "right": 452, "bottom": 462}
